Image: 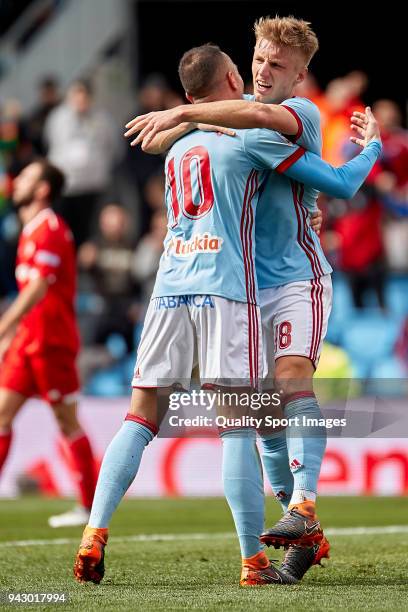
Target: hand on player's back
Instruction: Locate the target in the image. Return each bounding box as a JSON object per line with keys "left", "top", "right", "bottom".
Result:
{"left": 350, "top": 106, "right": 381, "bottom": 148}
{"left": 310, "top": 209, "right": 322, "bottom": 235}
{"left": 197, "top": 124, "right": 236, "bottom": 137}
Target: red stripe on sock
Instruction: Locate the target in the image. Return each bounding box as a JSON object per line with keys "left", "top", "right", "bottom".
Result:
{"left": 0, "top": 431, "right": 12, "bottom": 472}
{"left": 125, "top": 413, "right": 158, "bottom": 436}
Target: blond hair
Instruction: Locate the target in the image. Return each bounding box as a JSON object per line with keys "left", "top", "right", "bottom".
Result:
{"left": 254, "top": 16, "right": 319, "bottom": 65}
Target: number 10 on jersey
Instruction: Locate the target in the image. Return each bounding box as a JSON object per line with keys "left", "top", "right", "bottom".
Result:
{"left": 167, "top": 146, "right": 215, "bottom": 226}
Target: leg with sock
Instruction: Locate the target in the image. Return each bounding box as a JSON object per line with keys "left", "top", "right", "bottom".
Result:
{"left": 88, "top": 415, "right": 156, "bottom": 527}
{"left": 49, "top": 401, "right": 99, "bottom": 527}
{"left": 261, "top": 356, "right": 328, "bottom": 557}
{"left": 0, "top": 389, "right": 26, "bottom": 475}
{"left": 221, "top": 427, "right": 265, "bottom": 560}
{"left": 220, "top": 427, "right": 296, "bottom": 586}
{"left": 285, "top": 392, "right": 327, "bottom": 514}
{"left": 0, "top": 429, "right": 12, "bottom": 473}
{"left": 260, "top": 430, "right": 293, "bottom": 513}
{"left": 74, "top": 388, "right": 158, "bottom": 583}
{"left": 271, "top": 392, "right": 331, "bottom": 579}
{"left": 65, "top": 430, "right": 97, "bottom": 510}
{"left": 260, "top": 392, "right": 327, "bottom": 548}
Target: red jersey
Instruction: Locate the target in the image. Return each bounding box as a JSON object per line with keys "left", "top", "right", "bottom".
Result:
{"left": 14, "top": 208, "right": 80, "bottom": 355}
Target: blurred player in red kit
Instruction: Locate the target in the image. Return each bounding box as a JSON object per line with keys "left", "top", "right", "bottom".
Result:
{"left": 0, "top": 160, "right": 97, "bottom": 527}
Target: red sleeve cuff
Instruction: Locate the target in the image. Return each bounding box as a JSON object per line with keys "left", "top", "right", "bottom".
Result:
{"left": 275, "top": 146, "right": 306, "bottom": 174}
{"left": 281, "top": 104, "right": 303, "bottom": 142}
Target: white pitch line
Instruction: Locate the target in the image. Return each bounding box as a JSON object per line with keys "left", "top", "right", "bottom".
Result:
{"left": 325, "top": 525, "right": 408, "bottom": 536}
{"left": 0, "top": 526, "right": 407, "bottom": 548}
{"left": 0, "top": 532, "right": 234, "bottom": 549}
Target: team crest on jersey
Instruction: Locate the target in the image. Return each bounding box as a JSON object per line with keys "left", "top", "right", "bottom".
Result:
{"left": 164, "top": 232, "right": 223, "bottom": 258}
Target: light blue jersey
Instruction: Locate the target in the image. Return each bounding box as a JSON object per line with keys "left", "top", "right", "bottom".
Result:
{"left": 253, "top": 96, "right": 333, "bottom": 288}
{"left": 152, "top": 129, "right": 301, "bottom": 303}
{"left": 152, "top": 120, "right": 381, "bottom": 303}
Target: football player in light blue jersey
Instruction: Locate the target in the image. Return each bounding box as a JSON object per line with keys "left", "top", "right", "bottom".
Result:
{"left": 75, "top": 42, "right": 380, "bottom": 586}
{"left": 74, "top": 44, "right": 307, "bottom": 588}
{"left": 125, "top": 17, "right": 382, "bottom": 582}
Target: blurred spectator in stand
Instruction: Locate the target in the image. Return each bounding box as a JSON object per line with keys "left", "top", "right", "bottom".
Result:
{"left": 314, "top": 71, "right": 388, "bottom": 309}
{"left": 345, "top": 71, "right": 368, "bottom": 108}
{"left": 143, "top": 172, "right": 165, "bottom": 212}
{"left": 163, "top": 89, "right": 184, "bottom": 109}
{"left": 26, "top": 76, "right": 61, "bottom": 155}
{"left": 78, "top": 204, "right": 139, "bottom": 354}
{"left": 137, "top": 171, "right": 166, "bottom": 237}
{"left": 138, "top": 74, "right": 169, "bottom": 113}
{"left": 318, "top": 74, "right": 366, "bottom": 165}
{"left": 372, "top": 100, "right": 408, "bottom": 270}
{"left": 44, "top": 79, "right": 122, "bottom": 246}
{"left": 332, "top": 187, "right": 386, "bottom": 309}
{"left": 0, "top": 99, "right": 28, "bottom": 298}
{"left": 0, "top": 98, "right": 33, "bottom": 176}
{"left": 132, "top": 209, "right": 167, "bottom": 307}
{"left": 0, "top": 101, "right": 19, "bottom": 212}
{"left": 123, "top": 75, "right": 175, "bottom": 236}
{"left": 293, "top": 72, "right": 322, "bottom": 106}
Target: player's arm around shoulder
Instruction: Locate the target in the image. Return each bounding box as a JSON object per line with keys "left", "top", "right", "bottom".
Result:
{"left": 279, "top": 97, "right": 321, "bottom": 142}
{"left": 234, "top": 101, "right": 300, "bottom": 136}
{"left": 242, "top": 127, "right": 304, "bottom": 172}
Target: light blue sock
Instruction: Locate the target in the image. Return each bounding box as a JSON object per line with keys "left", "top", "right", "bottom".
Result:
{"left": 89, "top": 419, "right": 154, "bottom": 528}
{"left": 285, "top": 395, "right": 327, "bottom": 504}
{"left": 221, "top": 428, "right": 264, "bottom": 558}
{"left": 260, "top": 431, "right": 294, "bottom": 512}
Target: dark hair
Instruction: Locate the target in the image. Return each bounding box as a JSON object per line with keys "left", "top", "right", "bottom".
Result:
{"left": 70, "top": 78, "right": 93, "bottom": 96}
{"left": 38, "top": 75, "right": 59, "bottom": 90}
{"left": 178, "top": 44, "right": 227, "bottom": 98}
{"left": 36, "top": 159, "right": 65, "bottom": 201}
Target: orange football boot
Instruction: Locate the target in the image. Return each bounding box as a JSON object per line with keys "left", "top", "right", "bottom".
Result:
{"left": 240, "top": 551, "right": 298, "bottom": 586}
{"left": 73, "top": 526, "right": 108, "bottom": 584}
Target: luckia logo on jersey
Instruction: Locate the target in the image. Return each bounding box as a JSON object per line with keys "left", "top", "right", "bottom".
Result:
{"left": 164, "top": 232, "right": 223, "bottom": 258}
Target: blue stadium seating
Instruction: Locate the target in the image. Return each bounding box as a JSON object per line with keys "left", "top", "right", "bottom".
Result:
{"left": 340, "top": 312, "right": 402, "bottom": 378}
{"left": 85, "top": 366, "right": 127, "bottom": 397}
{"left": 366, "top": 356, "right": 407, "bottom": 396}
{"left": 385, "top": 276, "right": 408, "bottom": 316}
{"left": 326, "top": 274, "right": 355, "bottom": 344}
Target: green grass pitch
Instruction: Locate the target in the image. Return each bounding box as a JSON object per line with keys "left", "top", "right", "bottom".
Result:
{"left": 0, "top": 496, "right": 407, "bottom": 610}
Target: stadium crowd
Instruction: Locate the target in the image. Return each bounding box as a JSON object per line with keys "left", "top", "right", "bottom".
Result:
{"left": 0, "top": 69, "right": 407, "bottom": 390}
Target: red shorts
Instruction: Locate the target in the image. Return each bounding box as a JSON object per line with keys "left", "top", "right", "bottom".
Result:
{"left": 0, "top": 341, "right": 79, "bottom": 405}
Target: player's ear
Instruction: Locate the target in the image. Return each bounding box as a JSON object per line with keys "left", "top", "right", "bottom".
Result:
{"left": 295, "top": 66, "right": 308, "bottom": 87}
{"left": 36, "top": 180, "right": 51, "bottom": 201}
{"left": 227, "top": 71, "right": 239, "bottom": 91}
{"left": 185, "top": 92, "right": 194, "bottom": 104}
